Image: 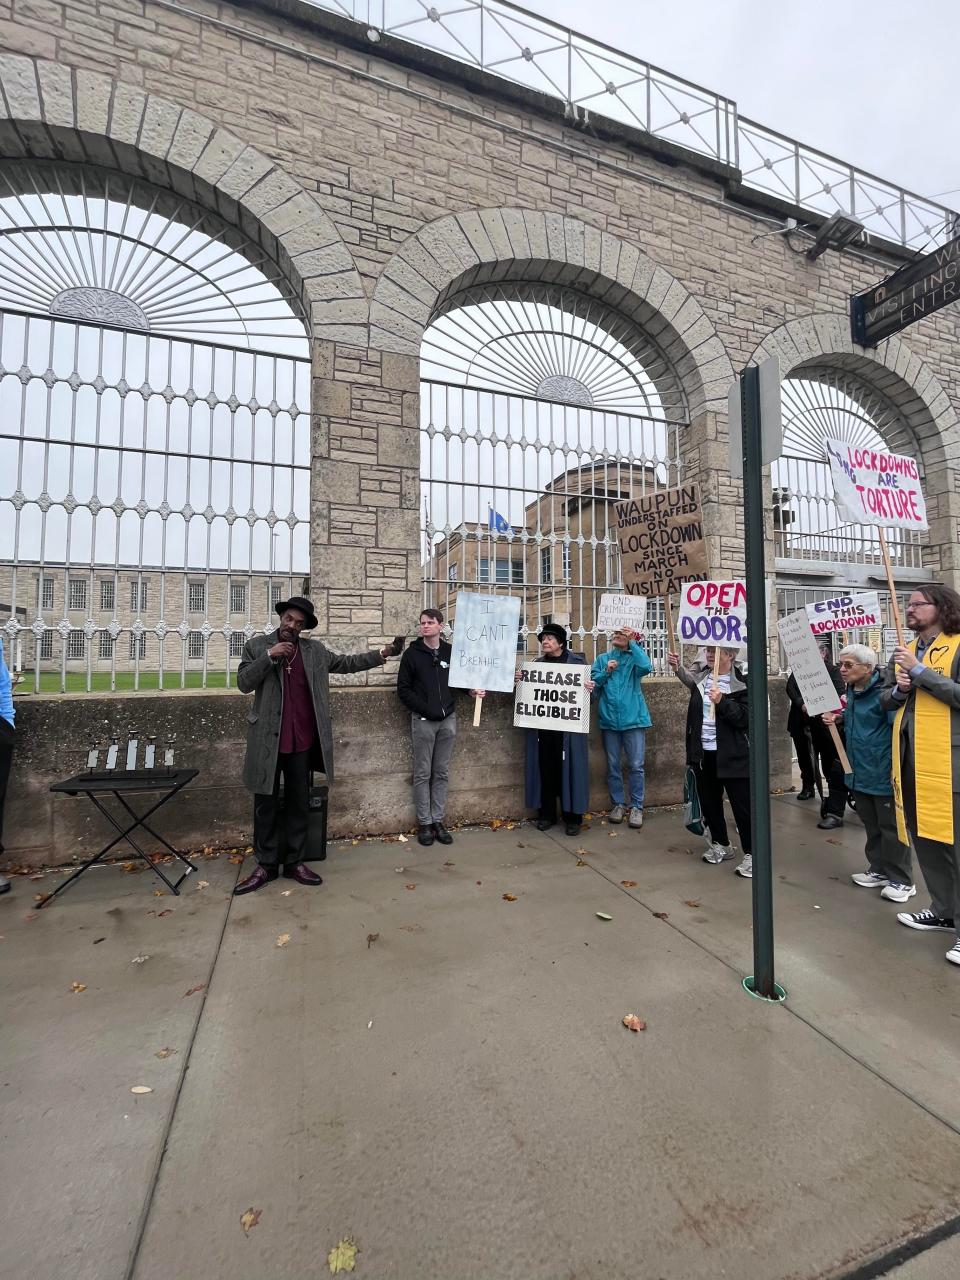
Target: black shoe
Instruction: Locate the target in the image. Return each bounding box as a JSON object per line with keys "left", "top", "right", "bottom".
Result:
{"left": 535, "top": 819, "right": 555, "bottom": 831}
{"left": 433, "top": 823, "right": 453, "bottom": 845}
{"left": 817, "top": 815, "right": 844, "bottom": 830}
{"left": 234, "top": 864, "right": 278, "bottom": 895}
{"left": 417, "top": 826, "right": 435, "bottom": 847}
{"left": 797, "top": 788, "right": 815, "bottom": 800}
{"left": 282, "top": 862, "right": 323, "bottom": 886}
{"left": 564, "top": 823, "right": 581, "bottom": 837}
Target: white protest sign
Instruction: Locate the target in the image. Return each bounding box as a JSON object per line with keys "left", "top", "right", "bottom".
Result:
{"left": 596, "top": 593, "right": 647, "bottom": 634}
{"left": 513, "top": 660, "right": 590, "bottom": 734}
{"left": 824, "top": 438, "right": 928, "bottom": 531}
{"left": 677, "top": 581, "right": 747, "bottom": 647}
{"left": 806, "top": 591, "right": 882, "bottom": 636}
{"left": 448, "top": 591, "right": 522, "bottom": 693}
{"left": 881, "top": 627, "right": 900, "bottom": 662}
{"left": 777, "top": 609, "right": 844, "bottom": 717}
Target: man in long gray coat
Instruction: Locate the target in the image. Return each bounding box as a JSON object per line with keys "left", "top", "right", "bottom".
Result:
{"left": 235, "top": 595, "right": 397, "bottom": 895}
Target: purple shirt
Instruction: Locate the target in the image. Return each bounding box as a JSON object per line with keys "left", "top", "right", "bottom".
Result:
{"left": 279, "top": 644, "right": 316, "bottom": 754}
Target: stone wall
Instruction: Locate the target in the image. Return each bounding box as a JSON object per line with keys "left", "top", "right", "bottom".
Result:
{"left": 2, "top": 680, "right": 792, "bottom": 868}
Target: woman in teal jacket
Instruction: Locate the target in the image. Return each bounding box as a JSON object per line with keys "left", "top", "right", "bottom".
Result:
{"left": 590, "top": 627, "right": 653, "bottom": 828}
{"left": 822, "top": 644, "right": 914, "bottom": 901}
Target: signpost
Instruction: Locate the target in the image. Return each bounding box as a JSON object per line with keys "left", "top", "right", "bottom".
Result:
{"left": 513, "top": 661, "right": 590, "bottom": 734}
{"left": 447, "top": 591, "right": 522, "bottom": 725}
{"left": 596, "top": 593, "right": 647, "bottom": 635}
{"left": 851, "top": 232, "right": 960, "bottom": 347}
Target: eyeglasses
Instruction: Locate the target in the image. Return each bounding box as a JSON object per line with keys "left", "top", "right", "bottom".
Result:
{"left": 906, "top": 600, "right": 934, "bottom": 609}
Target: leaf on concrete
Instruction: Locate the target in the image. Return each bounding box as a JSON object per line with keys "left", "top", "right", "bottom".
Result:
{"left": 622, "top": 1014, "right": 647, "bottom": 1033}
{"left": 595, "top": 911, "right": 613, "bottom": 921}
{"left": 70, "top": 982, "right": 87, "bottom": 993}
{"left": 652, "top": 911, "right": 669, "bottom": 920}
{"left": 366, "top": 933, "right": 380, "bottom": 949}
{"left": 281, "top": 889, "right": 292, "bottom": 897}
{"left": 328, "top": 1238, "right": 359, "bottom": 1273}
{"left": 158, "top": 908, "right": 174, "bottom": 917}
{"left": 240, "top": 1207, "right": 262, "bottom": 1236}
{"left": 825, "top": 838, "right": 842, "bottom": 846}
{"left": 130, "top": 1085, "right": 153, "bottom": 1094}
{"left": 516, "top": 842, "right": 525, "bottom": 848}
{"left": 23, "top": 913, "right": 38, "bottom": 923}
{"left": 196, "top": 880, "right": 210, "bottom": 889}
{"left": 154, "top": 1047, "right": 176, "bottom": 1059}
{"left": 490, "top": 818, "right": 503, "bottom": 829}
{"left": 276, "top": 933, "right": 291, "bottom": 948}
{"left": 228, "top": 855, "right": 244, "bottom": 864}
{"left": 394, "top": 867, "right": 404, "bottom": 873}
{"left": 505, "top": 821, "right": 516, "bottom": 829}
{"left": 442, "top": 861, "right": 455, "bottom": 867}
{"left": 475, "top": 880, "right": 482, "bottom": 885}
{"left": 502, "top": 893, "right": 517, "bottom": 902}
{"left": 608, "top": 831, "right": 619, "bottom": 839}
{"left": 131, "top": 953, "right": 150, "bottom": 965}
{"left": 682, "top": 900, "right": 701, "bottom": 908}
{"left": 620, "top": 880, "right": 638, "bottom": 888}
{"left": 92, "top": 935, "right": 105, "bottom": 943}
{"left": 405, "top": 884, "right": 417, "bottom": 891}
{"left": 575, "top": 847, "right": 589, "bottom": 856}
{"left": 182, "top": 984, "right": 206, "bottom": 998}
{"left": 576, "top": 859, "right": 587, "bottom": 867}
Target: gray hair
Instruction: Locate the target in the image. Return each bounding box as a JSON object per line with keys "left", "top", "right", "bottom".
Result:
{"left": 838, "top": 644, "right": 877, "bottom": 670}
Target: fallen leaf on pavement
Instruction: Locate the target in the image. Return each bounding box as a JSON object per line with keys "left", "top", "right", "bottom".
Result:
{"left": 490, "top": 819, "right": 503, "bottom": 829}
{"left": 394, "top": 867, "right": 404, "bottom": 873}
{"left": 196, "top": 880, "right": 210, "bottom": 889}
{"left": 70, "top": 982, "right": 87, "bottom": 993}
{"left": 652, "top": 911, "right": 669, "bottom": 920}
{"left": 405, "top": 884, "right": 417, "bottom": 891}
{"left": 154, "top": 1048, "right": 176, "bottom": 1059}
{"left": 158, "top": 909, "right": 173, "bottom": 917}
{"left": 608, "top": 831, "right": 619, "bottom": 839}
{"left": 130, "top": 1085, "right": 153, "bottom": 1095}
{"left": 276, "top": 933, "right": 290, "bottom": 948}
{"left": 825, "top": 838, "right": 842, "bottom": 846}
{"left": 622, "top": 1014, "right": 647, "bottom": 1033}
{"left": 92, "top": 936, "right": 105, "bottom": 943}
{"left": 683, "top": 900, "right": 701, "bottom": 908}
{"left": 443, "top": 861, "right": 455, "bottom": 867}
{"left": 228, "top": 855, "right": 244, "bottom": 864}
{"left": 505, "top": 821, "right": 516, "bottom": 829}
{"left": 281, "top": 889, "right": 292, "bottom": 897}
{"left": 131, "top": 953, "right": 150, "bottom": 965}
{"left": 475, "top": 880, "right": 482, "bottom": 885}
{"left": 240, "top": 1207, "right": 262, "bottom": 1236}
{"left": 366, "top": 933, "right": 380, "bottom": 948}
{"left": 596, "top": 911, "right": 613, "bottom": 921}
{"left": 182, "top": 984, "right": 206, "bottom": 998}
{"left": 23, "top": 913, "right": 37, "bottom": 922}
{"left": 576, "top": 859, "right": 587, "bottom": 867}
{"left": 575, "top": 847, "right": 589, "bottom": 856}
{"left": 351, "top": 840, "right": 359, "bottom": 846}
{"left": 328, "top": 1238, "right": 359, "bottom": 1273}
{"left": 153, "top": 890, "right": 164, "bottom": 897}
{"left": 620, "top": 880, "right": 638, "bottom": 888}
{"left": 502, "top": 893, "right": 517, "bottom": 902}
{"left": 516, "top": 842, "right": 525, "bottom": 848}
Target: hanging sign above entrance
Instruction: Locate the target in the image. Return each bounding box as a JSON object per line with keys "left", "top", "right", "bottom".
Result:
{"left": 850, "top": 231, "right": 960, "bottom": 347}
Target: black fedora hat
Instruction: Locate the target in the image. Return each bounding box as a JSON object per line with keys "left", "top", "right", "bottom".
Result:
{"left": 537, "top": 622, "right": 568, "bottom": 647}
{"left": 275, "top": 595, "right": 318, "bottom": 630}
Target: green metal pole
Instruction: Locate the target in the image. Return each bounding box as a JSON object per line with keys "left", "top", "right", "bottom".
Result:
{"left": 740, "top": 365, "right": 776, "bottom": 997}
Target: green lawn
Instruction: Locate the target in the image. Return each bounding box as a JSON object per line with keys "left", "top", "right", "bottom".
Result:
{"left": 17, "top": 670, "right": 233, "bottom": 695}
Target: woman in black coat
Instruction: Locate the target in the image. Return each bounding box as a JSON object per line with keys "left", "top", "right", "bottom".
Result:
{"left": 667, "top": 644, "right": 753, "bottom": 878}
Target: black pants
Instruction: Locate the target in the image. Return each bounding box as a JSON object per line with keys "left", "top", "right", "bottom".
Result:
{"left": 693, "top": 752, "right": 751, "bottom": 853}
{"left": 254, "top": 750, "right": 311, "bottom": 867}
{"left": 538, "top": 731, "right": 581, "bottom": 825}
{"left": 0, "top": 716, "right": 13, "bottom": 855}
{"left": 810, "top": 719, "right": 847, "bottom": 818}
{"left": 854, "top": 791, "right": 912, "bottom": 885}
{"left": 789, "top": 724, "right": 816, "bottom": 790}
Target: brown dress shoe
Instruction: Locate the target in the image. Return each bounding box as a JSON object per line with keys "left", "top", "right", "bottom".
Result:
{"left": 283, "top": 862, "right": 323, "bottom": 885}
{"left": 234, "top": 865, "right": 278, "bottom": 895}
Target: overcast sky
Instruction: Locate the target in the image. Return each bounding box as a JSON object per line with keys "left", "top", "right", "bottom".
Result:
{"left": 525, "top": 0, "right": 958, "bottom": 206}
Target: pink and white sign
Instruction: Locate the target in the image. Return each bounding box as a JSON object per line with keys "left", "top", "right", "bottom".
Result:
{"left": 677, "top": 581, "right": 747, "bottom": 646}
{"left": 824, "top": 438, "right": 928, "bottom": 531}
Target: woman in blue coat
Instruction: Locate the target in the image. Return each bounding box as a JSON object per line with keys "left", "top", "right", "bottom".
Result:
{"left": 590, "top": 627, "right": 653, "bottom": 829}
{"left": 520, "top": 623, "right": 595, "bottom": 836}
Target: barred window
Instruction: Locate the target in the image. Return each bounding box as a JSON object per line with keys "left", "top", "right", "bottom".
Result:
{"left": 67, "top": 630, "right": 85, "bottom": 660}
{"left": 188, "top": 583, "right": 206, "bottom": 613}
{"left": 188, "top": 631, "right": 205, "bottom": 660}
{"left": 269, "top": 583, "right": 283, "bottom": 608}
{"left": 129, "top": 633, "right": 146, "bottom": 660}
{"left": 540, "top": 548, "right": 553, "bottom": 584}
{"left": 229, "top": 633, "right": 245, "bottom": 658}
{"left": 130, "top": 580, "right": 147, "bottom": 612}
{"left": 40, "top": 631, "right": 53, "bottom": 660}
{"left": 230, "top": 584, "right": 247, "bottom": 614}
{"left": 478, "top": 557, "right": 524, "bottom": 585}
{"left": 99, "top": 632, "right": 114, "bottom": 660}
{"left": 40, "top": 576, "right": 54, "bottom": 610}
{"left": 100, "top": 580, "right": 115, "bottom": 611}
{"left": 561, "top": 544, "right": 571, "bottom": 582}
{"left": 68, "top": 579, "right": 88, "bottom": 611}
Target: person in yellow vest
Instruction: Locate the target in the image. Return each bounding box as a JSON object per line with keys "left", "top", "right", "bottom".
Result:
{"left": 881, "top": 583, "right": 960, "bottom": 968}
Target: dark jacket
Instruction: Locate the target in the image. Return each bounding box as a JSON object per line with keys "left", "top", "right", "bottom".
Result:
{"left": 396, "top": 637, "right": 456, "bottom": 721}
{"left": 523, "top": 651, "right": 591, "bottom": 815}
{"left": 238, "top": 631, "right": 385, "bottom": 793}
{"left": 674, "top": 662, "right": 750, "bottom": 778}
{"left": 843, "top": 670, "right": 895, "bottom": 795}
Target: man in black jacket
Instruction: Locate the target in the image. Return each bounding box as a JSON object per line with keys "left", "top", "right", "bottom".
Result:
{"left": 397, "top": 608, "right": 474, "bottom": 847}
{"left": 808, "top": 639, "right": 849, "bottom": 829}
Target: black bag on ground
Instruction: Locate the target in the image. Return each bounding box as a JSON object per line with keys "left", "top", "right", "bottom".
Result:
{"left": 278, "top": 773, "right": 328, "bottom": 862}
{"left": 683, "top": 766, "right": 705, "bottom": 837}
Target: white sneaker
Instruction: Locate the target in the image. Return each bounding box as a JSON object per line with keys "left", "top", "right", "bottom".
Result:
{"left": 702, "top": 842, "right": 736, "bottom": 864}
{"left": 628, "top": 807, "right": 643, "bottom": 829}
{"left": 880, "top": 882, "right": 917, "bottom": 903}
{"left": 608, "top": 804, "right": 624, "bottom": 824}
{"left": 946, "top": 942, "right": 960, "bottom": 967}
{"left": 851, "top": 870, "right": 889, "bottom": 889}
{"left": 735, "top": 854, "right": 753, "bottom": 878}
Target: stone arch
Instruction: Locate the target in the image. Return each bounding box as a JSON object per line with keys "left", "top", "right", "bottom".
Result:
{"left": 370, "top": 207, "right": 734, "bottom": 418}
{"left": 0, "top": 54, "right": 366, "bottom": 344}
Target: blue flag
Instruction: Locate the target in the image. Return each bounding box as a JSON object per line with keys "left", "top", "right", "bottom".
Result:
{"left": 488, "top": 507, "right": 510, "bottom": 533}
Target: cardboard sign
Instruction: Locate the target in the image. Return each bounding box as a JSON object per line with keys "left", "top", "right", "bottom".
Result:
{"left": 513, "top": 660, "right": 590, "bottom": 734}
{"left": 596, "top": 593, "right": 647, "bottom": 634}
{"left": 612, "top": 483, "right": 708, "bottom": 598}
{"left": 448, "top": 591, "right": 522, "bottom": 693}
{"left": 777, "top": 609, "right": 844, "bottom": 717}
{"left": 677, "top": 581, "right": 747, "bottom": 647}
{"left": 806, "top": 591, "right": 882, "bottom": 635}
{"left": 825, "top": 439, "right": 928, "bottom": 531}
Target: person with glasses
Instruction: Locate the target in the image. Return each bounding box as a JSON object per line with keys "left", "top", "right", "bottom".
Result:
{"left": 397, "top": 609, "right": 484, "bottom": 847}
{"left": 822, "top": 645, "right": 913, "bottom": 901}
{"left": 881, "top": 584, "right": 960, "bottom": 968}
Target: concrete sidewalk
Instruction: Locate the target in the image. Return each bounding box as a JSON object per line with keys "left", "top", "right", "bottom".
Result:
{"left": 1, "top": 795, "right": 958, "bottom": 1279}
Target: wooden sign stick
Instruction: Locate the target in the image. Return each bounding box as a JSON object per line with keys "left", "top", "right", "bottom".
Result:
{"left": 663, "top": 594, "right": 676, "bottom": 653}
{"left": 877, "top": 529, "right": 906, "bottom": 647}
{"left": 827, "top": 720, "right": 852, "bottom": 775}
{"left": 708, "top": 643, "right": 722, "bottom": 721}
{"left": 473, "top": 694, "right": 483, "bottom": 727}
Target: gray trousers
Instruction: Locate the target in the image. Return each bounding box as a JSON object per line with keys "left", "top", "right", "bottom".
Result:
{"left": 411, "top": 713, "right": 457, "bottom": 825}
{"left": 902, "top": 763, "right": 960, "bottom": 924}
{"left": 853, "top": 791, "right": 912, "bottom": 886}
